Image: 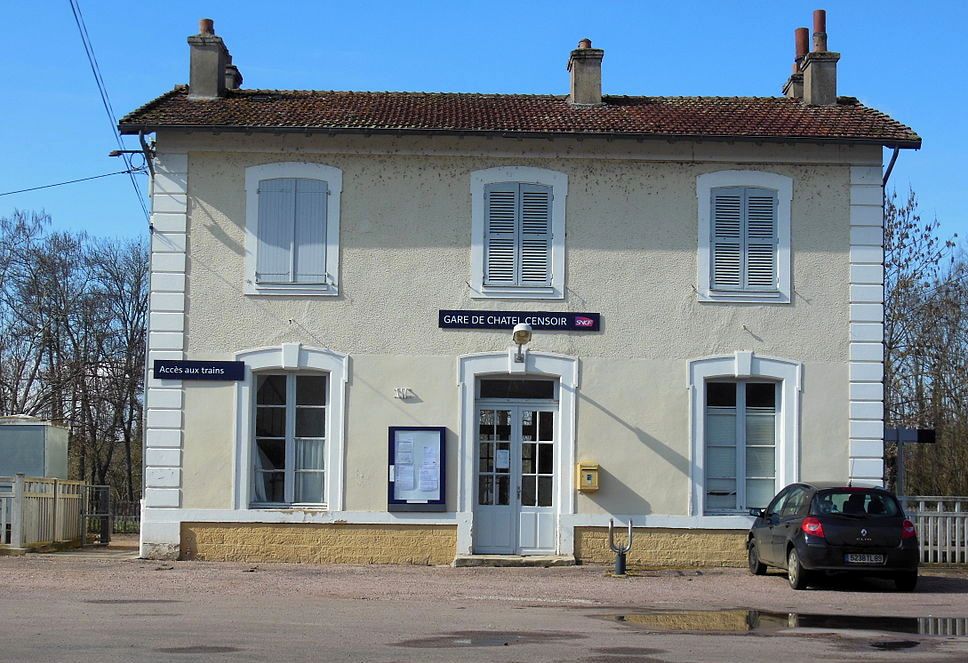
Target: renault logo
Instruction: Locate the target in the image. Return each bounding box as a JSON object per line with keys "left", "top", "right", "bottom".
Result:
{"left": 861, "top": 528, "right": 868, "bottom": 537}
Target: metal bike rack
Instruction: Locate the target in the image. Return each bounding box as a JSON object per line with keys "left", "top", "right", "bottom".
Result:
{"left": 608, "top": 518, "right": 633, "bottom": 575}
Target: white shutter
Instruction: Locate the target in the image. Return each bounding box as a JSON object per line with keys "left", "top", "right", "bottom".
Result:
{"left": 745, "top": 189, "right": 777, "bottom": 289}
{"left": 484, "top": 183, "right": 518, "bottom": 285}
{"left": 711, "top": 189, "right": 743, "bottom": 289}
{"left": 256, "top": 178, "right": 295, "bottom": 283}
{"left": 519, "top": 184, "right": 552, "bottom": 286}
{"left": 710, "top": 187, "right": 778, "bottom": 292}
{"left": 293, "top": 178, "right": 328, "bottom": 283}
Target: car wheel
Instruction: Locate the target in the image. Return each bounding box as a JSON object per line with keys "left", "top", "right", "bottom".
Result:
{"left": 894, "top": 572, "right": 918, "bottom": 592}
{"left": 748, "top": 541, "right": 767, "bottom": 576}
{"left": 787, "top": 547, "right": 810, "bottom": 590}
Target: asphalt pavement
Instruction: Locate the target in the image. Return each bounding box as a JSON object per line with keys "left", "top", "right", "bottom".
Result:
{"left": 2, "top": 553, "right": 967, "bottom": 662}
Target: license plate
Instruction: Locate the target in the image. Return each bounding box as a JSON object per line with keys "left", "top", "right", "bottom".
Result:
{"left": 846, "top": 553, "right": 884, "bottom": 564}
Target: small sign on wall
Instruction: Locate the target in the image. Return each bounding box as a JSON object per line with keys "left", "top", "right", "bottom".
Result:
{"left": 153, "top": 360, "right": 245, "bottom": 381}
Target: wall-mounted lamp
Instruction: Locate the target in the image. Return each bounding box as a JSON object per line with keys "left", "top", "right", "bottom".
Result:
{"left": 512, "top": 323, "right": 533, "bottom": 363}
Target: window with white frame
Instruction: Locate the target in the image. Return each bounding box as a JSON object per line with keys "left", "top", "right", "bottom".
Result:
{"left": 696, "top": 171, "right": 792, "bottom": 303}
{"left": 244, "top": 162, "right": 342, "bottom": 296}
{"left": 704, "top": 381, "right": 778, "bottom": 513}
{"left": 470, "top": 167, "right": 567, "bottom": 299}
{"left": 253, "top": 372, "right": 327, "bottom": 505}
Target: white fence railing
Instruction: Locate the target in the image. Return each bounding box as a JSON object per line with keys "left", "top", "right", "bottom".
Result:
{"left": 1, "top": 489, "right": 12, "bottom": 546}
{"left": 0, "top": 474, "right": 86, "bottom": 550}
{"left": 899, "top": 496, "right": 968, "bottom": 564}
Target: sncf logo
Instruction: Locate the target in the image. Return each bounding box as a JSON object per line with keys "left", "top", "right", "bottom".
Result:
{"left": 574, "top": 316, "right": 595, "bottom": 327}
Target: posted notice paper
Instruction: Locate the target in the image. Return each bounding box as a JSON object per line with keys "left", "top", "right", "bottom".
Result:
{"left": 419, "top": 467, "right": 438, "bottom": 492}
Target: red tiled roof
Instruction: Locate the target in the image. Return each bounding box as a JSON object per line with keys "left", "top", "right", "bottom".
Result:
{"left": 119, "top": 86, "right": 921, "bottom": 148}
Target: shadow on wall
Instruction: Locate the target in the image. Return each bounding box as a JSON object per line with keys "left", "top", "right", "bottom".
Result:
{"left": 586, "top": 466, "right": 653, "bottom": 515}
{"left": 577, "top": 392, "right": 689, "bottom": 514}
{"left": 579, "top": 393, "right": 690, "bottom": 475}
{"left": 185, "top": 158, "right": 847, "bottom": 253}
{"left": 193, "top": 198, "right": 245, "bottom": 256}
{"left": 203, "top": 221, "right": 244, "bottom": 256}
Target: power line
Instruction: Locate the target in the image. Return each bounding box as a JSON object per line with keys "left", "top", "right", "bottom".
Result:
{"left": 0, "top": 169, "right": 147, "bottom": 197}
{"left": 67, "top": 0, "right": 150, "bottom": 222}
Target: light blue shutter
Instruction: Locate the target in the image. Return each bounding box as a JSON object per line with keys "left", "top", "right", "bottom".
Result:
{"left": 744, "top": 189, "right": 777, "bottom": 289}
{"left": 706, "top": 393, "right": 738, "bottom": 511}
{"left": 293, "top": 178, "right": 328, "bottom": 283}
{"left": 256, "top": 178, "right": 296, "bottom": 283}
{"left": 711, "top": 188, "right": 743, "bottom": 289}
{"left": 484, "top": 183, "right": 518, "bottom": 285}
{"left": 519, "top": 184, "right": 552, "bottom": 286}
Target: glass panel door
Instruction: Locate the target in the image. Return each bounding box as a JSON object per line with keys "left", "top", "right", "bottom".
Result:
{"left": 478, "top": 409, "right": 512, "bottom": 507}
{"left": 518, "top": 407, "right": 555, "bottom": 553}
{"left": 474, "top": 404, "right": 557, "bottom": 555}
{"left": 474, "top": 408, "right": 516, "bottom": 553}
{"left": 520, "top": 410, "right": 554, "bottom": 508}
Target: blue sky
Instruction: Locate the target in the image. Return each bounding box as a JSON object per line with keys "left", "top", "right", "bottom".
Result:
{"left": 1, "top": 1, "right": 965, "bottom": 243}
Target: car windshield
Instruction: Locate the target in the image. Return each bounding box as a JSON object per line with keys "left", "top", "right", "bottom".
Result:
{"left": 811, "top": 490, "right": 901, "bottom": 518}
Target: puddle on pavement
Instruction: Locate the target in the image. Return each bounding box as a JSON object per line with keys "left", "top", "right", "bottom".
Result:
{"left": 84, "top": 599, "right": 182, "bottom": 605}
{"left": 153, "top": 646, "right": 241, "bottom": 654}
{"left": 395, "top": 630, "right": 583, "bottom": 648}
{"left": 605, "top": 609, "right": 968, "bottom": 637}
{"left": 871, "top": 640, "right": 920, "bottom": 651}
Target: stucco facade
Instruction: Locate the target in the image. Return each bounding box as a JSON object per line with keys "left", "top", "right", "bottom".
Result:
{"left": 139, "top": 130, "right": 884, "bottom": 562}
{"left": 122, "top": 12, "right": 919, "bottom": 563}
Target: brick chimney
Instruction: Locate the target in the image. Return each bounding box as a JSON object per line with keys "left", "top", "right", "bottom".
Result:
{"left": 782, "top": 27, "right": 809, "bottom": 99}
{"left": 225, "top": 56, "right": 243, "bottom": 91}
{"left": 800, "top": 10, "right": 840, "bottom": 105}
{"left": 567, "top": 39, "right": 604, "bottom": 106}
{"left": 188, "top": 18, "right": 240, "bottom": 98}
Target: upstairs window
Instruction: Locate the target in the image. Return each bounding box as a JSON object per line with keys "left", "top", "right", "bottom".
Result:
{"left": 710, "top": 187, "right": 778, "bottom": 291}
{"left": 256, "top": 178, "right": 328, "bottom": 285}
{"left": 244, "top": 163, "right": 342, "bottom": 296}
{"left": 697, "top": 171, "right": 792, "bottom": 303}
{"left": 484, "top": 182, "right": 552, "bottom": 287}
{"left": 470, "top": 167, "right": 567, "bottom": 300}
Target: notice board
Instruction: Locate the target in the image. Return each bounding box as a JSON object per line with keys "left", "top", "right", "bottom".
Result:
{"left": 388, "top": 426, "right": 446, "bottom": 512}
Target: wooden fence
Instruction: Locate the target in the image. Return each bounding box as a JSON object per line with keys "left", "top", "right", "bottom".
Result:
{"left": 900, "top": 496, "right": 968, "bottom": 564}
{"left": 0, "top": 475, "right": 86, "bottom": 550}
{"left": 1, "top": 487, "right": 12, "bottom": 545}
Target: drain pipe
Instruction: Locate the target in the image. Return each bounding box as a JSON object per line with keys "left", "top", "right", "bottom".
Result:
{"left": 882, "top": 145, "right": 900, "bottom": 490}
{"left": 883, "top": 147, "right": 900, "bottom": 188}
{"left": 608, "top": 518, "right": 633, "bottom": 575}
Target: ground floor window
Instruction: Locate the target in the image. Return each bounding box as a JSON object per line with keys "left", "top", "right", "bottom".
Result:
{"left": 253, "top": 372, "right": 327, "bottom": 505}
{"left": 705, "top": 380, "right": 778, "bottom": 513}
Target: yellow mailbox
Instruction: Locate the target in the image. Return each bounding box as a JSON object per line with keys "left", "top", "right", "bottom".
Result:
{"left": 577, "top": 462, "right": 600, "bottom": 492}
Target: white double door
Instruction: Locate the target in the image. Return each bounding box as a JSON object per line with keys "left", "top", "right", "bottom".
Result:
{"left": 474, "top": 404, "right": 557, "bottom": 554}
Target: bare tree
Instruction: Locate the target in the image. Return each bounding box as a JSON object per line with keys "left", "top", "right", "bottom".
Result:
{"left": 883, "top": 189, "right": 967, "bottom": 495}
{"left": 0, "top": 210, "right": 148, "bottom": 501}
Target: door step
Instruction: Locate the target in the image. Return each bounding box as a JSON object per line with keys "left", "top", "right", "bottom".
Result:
{"left": 452, "top": 554, "right": 576, "bottom": 568}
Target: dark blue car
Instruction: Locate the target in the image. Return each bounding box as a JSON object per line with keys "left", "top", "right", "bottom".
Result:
{"left": 747, "top": 482, "right": 920, "bottom": 591}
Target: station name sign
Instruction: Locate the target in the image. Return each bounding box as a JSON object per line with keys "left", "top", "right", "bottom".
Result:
{"left": 153, "top": 360, "right": 245, "bottom": 381}
{"left": 438, "top": 310, "right": 601, "bottom": 332}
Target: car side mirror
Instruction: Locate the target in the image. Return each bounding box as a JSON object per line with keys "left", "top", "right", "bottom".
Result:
{"left": 749, "top": 508, "right": 766, "bottom": 518}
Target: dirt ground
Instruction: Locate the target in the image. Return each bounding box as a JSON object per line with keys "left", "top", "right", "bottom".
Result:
{"left": 2, "top": 554, "right": 967, "bottom": 662}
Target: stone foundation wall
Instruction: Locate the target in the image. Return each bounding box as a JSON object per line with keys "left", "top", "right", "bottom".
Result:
{"left": 574, "top": 527, "right": 747, "bottom": 568}
{"left": 181, "top": 523, "right": 457, "bottom": 565}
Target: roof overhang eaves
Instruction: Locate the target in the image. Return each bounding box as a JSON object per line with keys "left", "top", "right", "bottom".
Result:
{"left": 119, "top": 122, "right": 921, "bottom": 149}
